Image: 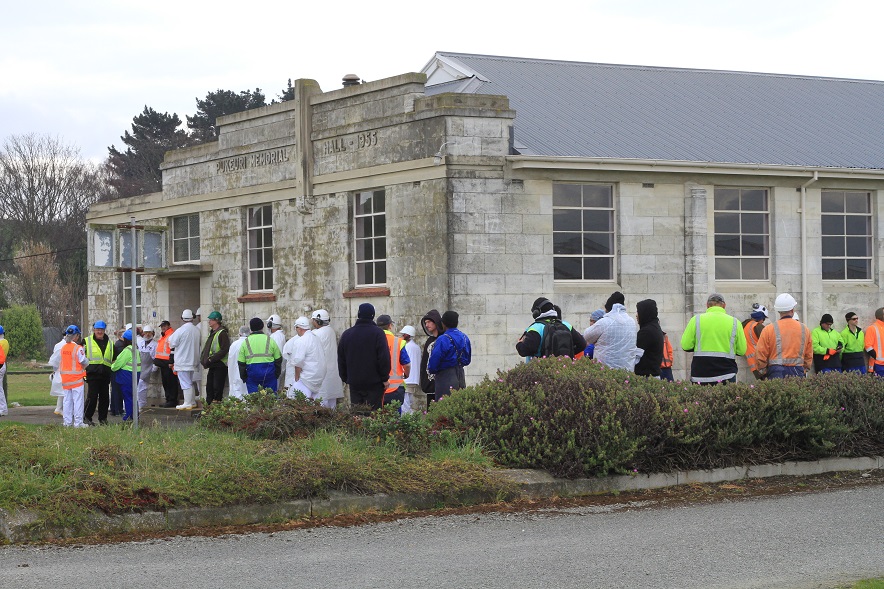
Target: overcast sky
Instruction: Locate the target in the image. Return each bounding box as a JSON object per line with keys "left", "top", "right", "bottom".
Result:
{"left": 2, "top": 0, "right": 882, "bottom": 162}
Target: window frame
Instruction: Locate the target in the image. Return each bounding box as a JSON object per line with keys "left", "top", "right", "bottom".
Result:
{"left": 353, "top": 189, "right": 387, "bottom": 287}
{"left": 712, "top": 186, "right": 771, "bottom": 281}
{"left": 820, "top": 190, "right": 874, "bottom": 281}
{"left": 171, "top": 213, "right": 200, "bottom": 264}
{"left": 551, "top": 182, "right": 617, "bottom": 282}
{"left": 247, "top": 204, "right": 274, "bottom": 292}
{"left": 122, "top": 273, "right": 142, "bottom": 325}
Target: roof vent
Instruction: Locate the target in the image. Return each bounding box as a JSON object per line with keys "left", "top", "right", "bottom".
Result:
{"left": 342, "top": 74, "right": 361, "bottom": 87}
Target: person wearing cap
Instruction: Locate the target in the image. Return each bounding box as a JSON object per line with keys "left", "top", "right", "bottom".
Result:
{"left": 517, "top": 298, "right": 586, "bottom": 360}
{"left": 108, "top": 326, "right": 129, "bottom": 416}
{"left": 337, "top": 303, "right": 391, "bottom": 411}
{"left": 289, "top": 316, "right": 329, "bottom": 405}
{"left": 584, "top": 291, "right": 641, "bottom": 371}
{"left": 227, "top": 326, "right": 250, "bottom": 399}
{"left": 399, "top": 325, "right": 424, "bottom": 414}
{"left": 153, "top": 321, "right": 180, "bottom": 408}
{"left": 266, "top": 314, "right": 287, "bottom": 387}
{"left": 376, "top": 315, "right": 410, "bottom": 408}
{"left": 840, "top": 312, "right": 866, "bottom": 374}
{"left": 681, "top": 293, "right": 747, "bottom": 384}
{"left": 427, "top": 311, "right": 471, "bottom": 399}
{"left": 742, "top": 303, "right": 769, "bottom": 379}
{"left": 238, "top": 318, "right": 283, "bottom": 394}
{"left": 811, "top": 314, "right": 843, "bottom": 374}
{"left": 755, "top": 293, "right": 813, "bottom": 379}
{"left": 583, "top": 309, "right": 606, "bottom": 359}
{"left": 83, "top": 320, "right": 114, "bottom": 425}
{"left": 199, "top": 311, "right": 230, "bottom": 405}
{"left": 168, "top": 309, "right": 202, "bottom": 410}
{"left": 863, "top": 307, "right": 884, "bottom": 377}
{"left": 49, "top": 325, "right": 90, "bottom": 427}
{"left": 281, "top": 321, "right": 301, "bottom": 392}
{"left": 111, "top": 329, "right": 140, "bottom": 421}
{"left": 419, "top": 310, "right": 444, "bottom": 402}
{"left": 311, "top": 309, "right": 344, "bottom": 408}
{"left": 136, "top": 325, "right": 157, "bottom": 411}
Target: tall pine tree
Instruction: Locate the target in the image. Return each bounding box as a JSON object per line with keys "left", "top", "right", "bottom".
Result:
{"left": 187, "top": 88, "right": 267, "bottom": 143}
{"left": 106, "top": 106, "right": 190, "bottom": 197}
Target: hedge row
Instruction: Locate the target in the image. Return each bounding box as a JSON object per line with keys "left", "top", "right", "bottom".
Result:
{"left": 428, "top": 357, "right": 884, "bottom": 478}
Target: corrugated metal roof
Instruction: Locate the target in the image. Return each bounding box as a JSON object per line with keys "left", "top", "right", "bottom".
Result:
{"left": 424, "top": 52, "right": 884, "bottom": 169}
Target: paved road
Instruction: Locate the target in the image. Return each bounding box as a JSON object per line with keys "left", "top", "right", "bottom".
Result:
{"left": 1, "top": 484, "right": 881, "bottom": 589}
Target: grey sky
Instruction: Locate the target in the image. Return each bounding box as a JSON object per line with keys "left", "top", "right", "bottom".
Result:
{"left": 2, "top": 0, "right": 881, "bottom": 162}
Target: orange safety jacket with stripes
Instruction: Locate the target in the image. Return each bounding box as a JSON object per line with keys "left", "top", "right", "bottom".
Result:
{"left": 60, "top": 342, "right": 86, "bottom": 390}
{"left": 863, "top": 319, "right": 884, "bottom": 371}
{"left": 755, "top": 317, "right": 813, "bottom": 373}
{"left": 660, "top": 334, "right": 673, "bottom": 369}
{"left": 742, "top": 319, "right": 765, "bottom": 372}
{"left": 384, "top": 331, "right": 408, "bottom": 394}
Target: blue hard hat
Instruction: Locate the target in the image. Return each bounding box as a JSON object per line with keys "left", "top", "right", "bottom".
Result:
{"left": 65, "top": 325, "right": 81, "bottom": 335}
{"left": 122, "top": 329, "right": 133, "bottom": 341}
{"left": 0, "top": 325, "right": 4, "bottom": 335}
{"left": 93, "top": 320, "right": 107, "bottom": 329}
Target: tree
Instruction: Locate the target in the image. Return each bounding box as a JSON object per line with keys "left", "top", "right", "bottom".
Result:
{"left": 106, "top": 106, "right": 191, "bottom": 198}
{"left": 278, "top": 79, "right": 294, "bottom": 102}
{"left": 2, "top": 240, "right": 77, "bottom": 329}
{"left": 0, "top": 304, "right": 44, "bottom": 360}
{"left": 187, "top": 88, "right": 267, "bottom": 143}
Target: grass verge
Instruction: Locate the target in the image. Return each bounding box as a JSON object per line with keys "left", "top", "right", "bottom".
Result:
{"left": 6, "top": 372, "right": 55, "bottom": 406}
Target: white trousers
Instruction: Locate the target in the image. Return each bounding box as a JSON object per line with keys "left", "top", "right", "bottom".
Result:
{"left": 176, "top": 370, "right": 195, "bottom": 390}
{"left": 288, "top": 380, "right": 337, "bottom": 409}
{"left": 62, "top": 385, "right": 85, "bottom": 427}
{"left": 0, "top": 363, "right": 7, "bottom": 415}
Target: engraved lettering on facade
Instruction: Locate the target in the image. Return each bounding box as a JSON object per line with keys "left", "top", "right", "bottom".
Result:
{"left": 321, "top": 131, "right": 379, "bottom": 156}
{"left": 215, "top": 148, "right": 290, "bottom": 173}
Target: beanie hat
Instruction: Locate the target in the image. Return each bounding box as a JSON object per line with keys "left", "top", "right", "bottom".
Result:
{"left": 820, "top": 313, "right": 834, "bottom": 325}
{"left": 357, "top": 303, "right": 375, "bottom": 320}
{"left": 590, "top": 309, "right": 606, "bottom": 322}
{"left": 604, "top": 291, "right": 625, "bottom": 312}
{"left": 249, "top": 317, "right": 264, "bottom": 332}
{"left": 531, "top": 297, "right": 554, "bottom": 314}
{"left": 441, "top": 310, "right": 459, "bottom": 328}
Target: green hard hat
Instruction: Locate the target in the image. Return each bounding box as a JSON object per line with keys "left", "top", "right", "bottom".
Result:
{"left": 208, "top": 311, "right": 222, "bottom": 321}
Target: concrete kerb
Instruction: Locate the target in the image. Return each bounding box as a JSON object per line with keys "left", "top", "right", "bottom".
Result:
{"left": 0, "top": 456, "right": 880, "bottom": 544}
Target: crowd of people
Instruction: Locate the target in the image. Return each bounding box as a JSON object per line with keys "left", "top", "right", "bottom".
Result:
{"left": 516, "top": 291, "right": 884, "bottom": 383}
{"left": 5, "top": 290, "right": 881, "bottom": 428}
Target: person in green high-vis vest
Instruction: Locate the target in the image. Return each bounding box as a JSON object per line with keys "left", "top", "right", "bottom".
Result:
{"left": 111, "top": 329, "right": 140, "bottom": 421}
{"left": 200, "top": 311, "right": 230, "bottom": 405}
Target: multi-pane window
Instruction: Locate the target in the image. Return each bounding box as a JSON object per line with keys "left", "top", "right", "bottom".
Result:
{"left": 714, "top": 187, "right": 769, "bottom": 280}
{"left": 354, "top": 190, "right": 387, "bottom": 286}
{"left": 122, "top": 274, "right": 141, "bottom": 325}
{"left": 821, "top": 191, "right": 873, "bottom": 280}
{"left": 172, "top": 214, "right": 200, "bottom": 263}
{"left": 552, "top": 183, "right": 615, "bottom": 280}
{"left": 247, "top": 205, "right": 273, "bottom": 291}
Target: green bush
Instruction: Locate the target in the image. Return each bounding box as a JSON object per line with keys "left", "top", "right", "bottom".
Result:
{"left": 429, "top": 357, "right": 884, "bottom": 478}
{"left": 1, "top": 304, "right": 44, "bottom": 360}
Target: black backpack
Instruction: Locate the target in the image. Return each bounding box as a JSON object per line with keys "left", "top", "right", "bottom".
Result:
{"left": 538, "top": 319, "right": 575, "bottom": 358}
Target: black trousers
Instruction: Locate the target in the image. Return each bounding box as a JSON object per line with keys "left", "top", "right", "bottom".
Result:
{"left": 158, "top": 363, "right": 180, "bottom": 404}
{"left": 84, "top": 376, "right": 110, "bottom": 422}
{"left": 349, "top": 383, "right": 385, "bottom": 412}
{"left": 206, "top": 365, "right": 228, "bottom": 404}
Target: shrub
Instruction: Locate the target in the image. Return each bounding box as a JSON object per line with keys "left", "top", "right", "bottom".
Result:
{"left": 1, "top": 304, "right": 44, "bottom": 360}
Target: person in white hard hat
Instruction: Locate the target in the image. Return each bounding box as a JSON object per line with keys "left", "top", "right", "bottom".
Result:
{"left": 282, "top": 319, "right": 301, "bottom": 392}
{"left": 398, "top": 325, "right": 424, "bottom": 414}
{"left": 289, "top": 316, "right": 328, "bottom": 405}
{"left": 227, "top": 325, "right": 250, "bottom": 399}
{"left": 267, "top": 314, "right": 286, "bottom": 387}
{"left": 310, "top": 309, "right": 344, "bottom": 408}
{"left": 755, "top": 293, "right": 813, "bottom": 378}
{"left": 168, "top": 309, "right": 202, "bottom": 410}
{"left": 137, "top": 325, "right": 157, "bottom": 410}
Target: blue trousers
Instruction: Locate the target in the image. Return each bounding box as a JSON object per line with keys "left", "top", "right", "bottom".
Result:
{"left": 767, "top": 365, "right": 805, "bottom": 379}
{"left": 873, "top": 364, "right": 884, "bottom": 377}
{"left": 659, "top": 367, "right": 674, "bottom": 382}
{"left": 246, "top": 362, "right": 278, "bottom": 393}
{"left": 116, "top": 371, "right": 137, "bottom": 420}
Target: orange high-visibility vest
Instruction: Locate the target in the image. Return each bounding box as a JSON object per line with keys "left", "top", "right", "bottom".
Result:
{"left": 863, "top": 320, "right": 884, "bottom": 371}
{"left": 155, "top": 329, "right": 174, "bottom": 360}
{"left": 743, "top": 319, "right": 763, "bottom": 371}
{"left": 60, "top": 342, "right": 86, "bottom": 390}
{"left": 661, "top": 334, "right": 673, "bottom": 368}
{"left": 756, "top": 318, "right": 812, "bottom": 372}
{"left": 384, "top": 332, "right": 406, "bottom": 394}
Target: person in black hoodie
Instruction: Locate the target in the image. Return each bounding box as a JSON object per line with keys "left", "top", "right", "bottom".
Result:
{"left": 419, "top": 309, "right": 444, "bottom": 403}
{"left": 635, "top": 299, "right": 664, "bottom": 378}
{"left": 337, "top": 303, "right": 391, "bottom": 412}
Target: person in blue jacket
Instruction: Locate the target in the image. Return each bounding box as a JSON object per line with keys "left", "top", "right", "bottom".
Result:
{"left": 427, "top": 311, "right": 471, "bottom": 400}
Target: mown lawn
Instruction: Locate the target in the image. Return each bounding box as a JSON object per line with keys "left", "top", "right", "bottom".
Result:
{"left": 6, "top": 360, "right": 54, "bottom": 406}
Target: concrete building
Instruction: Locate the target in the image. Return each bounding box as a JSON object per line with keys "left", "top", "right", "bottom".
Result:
{"left": 87, "top": 53, "right": 884, "bottom": 384}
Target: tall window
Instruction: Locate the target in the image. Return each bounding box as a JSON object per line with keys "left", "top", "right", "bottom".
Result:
{"left": 552, "top": 183, "right": 615, "bottom": 280}
{"left": 247, "top": 205, "right": 273, "bottom": 291}
{"left": 172, "top": 214, "right": 200, "bottom": 263}
{"left": 821, "top": 190, "right": 873, "bottom": 280}
{"left": 122, "top": 274, "right": 141, "bottom": 325}
{"left": 354, "top": 190, "right": 386, "bottom": 286}
{"left": 714, "top": 187, "right": 769, "bottom": 280}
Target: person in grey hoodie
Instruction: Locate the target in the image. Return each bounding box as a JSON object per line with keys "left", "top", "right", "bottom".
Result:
{"left": 635, "top": 299, "right": 664, "bottom": 378}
